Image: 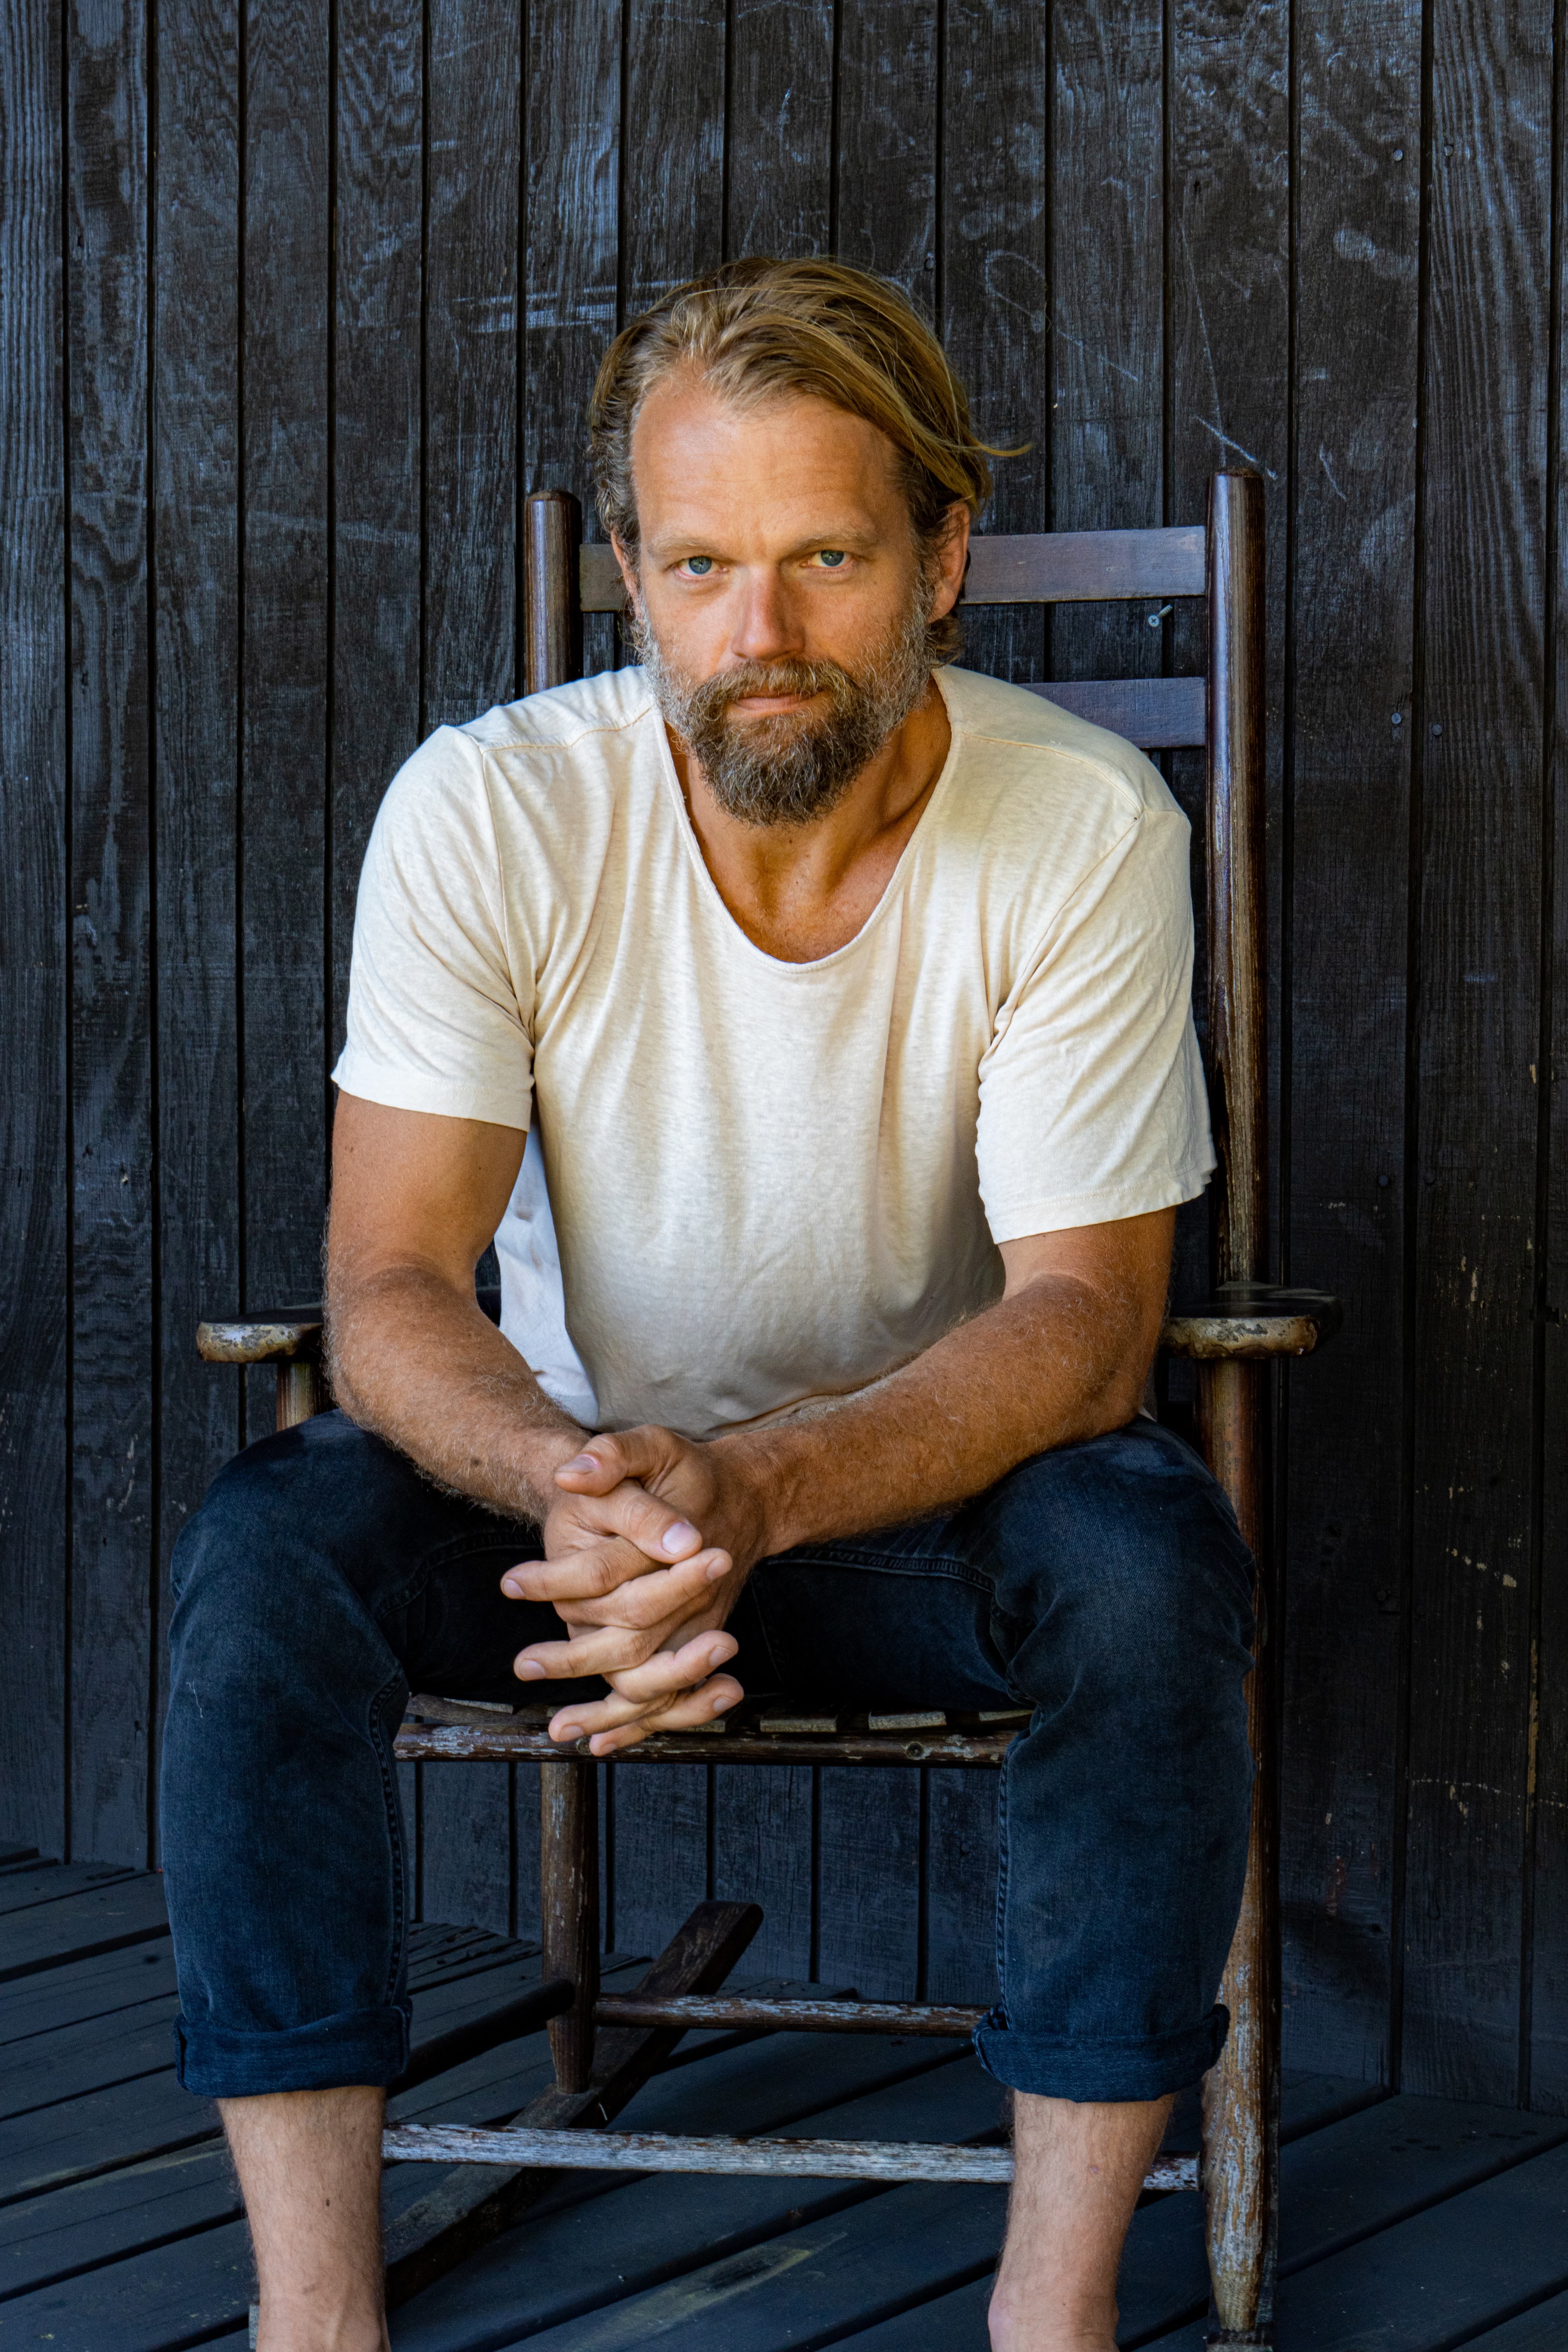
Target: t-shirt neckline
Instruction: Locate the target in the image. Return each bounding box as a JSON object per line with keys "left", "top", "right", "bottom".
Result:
{"left": 648, "top": 666, "right": 965, "bottom": 975}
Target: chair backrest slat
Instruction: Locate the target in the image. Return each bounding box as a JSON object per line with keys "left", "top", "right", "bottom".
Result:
{"left": 577, "top": 528, "right": 1206, "bottom": 616}
{"left": 966, "top": 527, "right": 1204, "bottom": 606}
{"left": 1025, "top": 674, "right": 1205, "bottom": 750}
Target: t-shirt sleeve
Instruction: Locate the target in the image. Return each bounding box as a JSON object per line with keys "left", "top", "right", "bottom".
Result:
{"left": 975, "top": 800, "right": 1215, "bottom": 1241}
{"left": 331, "top": 726, "right": 534, "bottom": 1130}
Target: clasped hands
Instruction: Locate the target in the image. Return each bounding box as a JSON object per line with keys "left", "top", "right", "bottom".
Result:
{"left": 500, "top": 1425, "right": 769, "bottom": 1757}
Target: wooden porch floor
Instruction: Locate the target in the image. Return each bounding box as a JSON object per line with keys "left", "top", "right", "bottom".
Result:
{"left": 4, "top": 1853, "right": 1566, "bottom": 2352}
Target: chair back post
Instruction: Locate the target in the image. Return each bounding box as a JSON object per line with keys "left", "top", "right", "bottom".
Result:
{"left": 524, "top": 488, "right": 584, "bottom": 693}
{"left": 1198, "top": 468, "right": 1279, "bottom": 2346}
{"left": 524, "top": 484, "right": 600, "bottom": 2091}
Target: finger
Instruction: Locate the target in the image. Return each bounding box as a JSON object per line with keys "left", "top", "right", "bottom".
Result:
{"left": 550, "top": 1473, "right": 704, "bottom": 1564}
{"left": 569, "top": 1629, "right": 741, "bottom": 1708}
{"left": 550, "top": 1672, "right": 745, "bottom": 1756}
{"left": 554, "top": 1427, "right": 672, "bottom": 1496}
{"left": 503, "top": 1533, "right": 717, "bottom": 1607}
{"left": 515, "top": 1623, "right": 737, "bottom": 1687}
{"left": 538, "top": 1555, "right": 731, "bottom": 1630}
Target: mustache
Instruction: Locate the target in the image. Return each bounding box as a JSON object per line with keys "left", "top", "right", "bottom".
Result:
{"left": 682, "top": 658, "right": 860, "bottom": 725}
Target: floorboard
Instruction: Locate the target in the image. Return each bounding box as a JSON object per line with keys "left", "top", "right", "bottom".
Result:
{"left": 6, "top": 1875, "right": 1568, "bottom": 2352}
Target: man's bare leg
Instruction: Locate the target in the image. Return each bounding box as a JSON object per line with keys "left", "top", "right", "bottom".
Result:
{"left": 220, "top": 2088, "right": 388, "bottom": 2352}
{"left": 989, "top": 2090, "right": 1173, "bottom": 2352}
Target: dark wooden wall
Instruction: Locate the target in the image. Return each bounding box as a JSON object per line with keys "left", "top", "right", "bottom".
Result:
{"left": 2, "top": 0, "right": 1565, "bottom": 2109}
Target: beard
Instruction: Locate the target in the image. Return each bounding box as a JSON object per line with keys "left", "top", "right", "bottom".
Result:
{"left": 631, "top": 590, "right": 941, "bottom": 828}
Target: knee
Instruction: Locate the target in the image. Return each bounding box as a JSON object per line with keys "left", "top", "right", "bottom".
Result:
{"left": 168, "top": 1415, "right": 392, "bottom": 1672}
{"left": 985, "top": 1423, "right": 1256, "bottom": 1702}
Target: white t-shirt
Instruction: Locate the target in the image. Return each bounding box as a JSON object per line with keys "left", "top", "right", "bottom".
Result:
{"left": 333, "top": 664, "right": 1213, "bottom": 1439}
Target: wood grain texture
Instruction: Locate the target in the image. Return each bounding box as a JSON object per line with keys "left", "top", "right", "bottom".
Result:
{"left": 1531, "top": 12, "right": 1568, "bottom": 2113}
{"left": 1049, "top": 0, "right": 1165, "bottom": 693}
{"left": 1402, "top": 0, "right": 1553, "bottom": 2104}
{"left": 623, "top": 0, "right": 727, "bottom": 317}
{"left": 711, "top": 1759, "right": 815, "bottom": 1980}
{"left": 0, "top": 0, "right": 68, "bottom": 1861}
{"left": 330, "top": 0, "right": 422, "bottom": 1046}
{"left": 726, "top": 0, "right": 834, "bottom": 260}
{"left": 151, "top": 0, "right": 242, "bottom": 1845}
{"left": 834, "top": 1, "right": 937, "bottom": 290}
{"left": 1280, "top": 0, "right": 1421, "bottom": 2087}
{"left": 939, "top": 0, "right": 1047, "bottom": 690}
{"left": 422, "top": 0, "right": 519, "bottom": 727}
{"left": 240, "top": 0, "right": 330, "bottom": 1353}
{"left": 66, "top": 0, "right": 154, "bottom": 1868}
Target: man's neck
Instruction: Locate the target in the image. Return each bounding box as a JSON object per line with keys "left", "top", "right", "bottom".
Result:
{"left": 667, "top": 677, "right": 952, "bottom": 964}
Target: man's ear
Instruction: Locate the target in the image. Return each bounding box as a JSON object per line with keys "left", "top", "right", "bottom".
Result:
{"left": 610, "top": 532, "right": 641, "bottom": 614}
{"left": 927, "top": 502, "right": 972, "bottom": 622}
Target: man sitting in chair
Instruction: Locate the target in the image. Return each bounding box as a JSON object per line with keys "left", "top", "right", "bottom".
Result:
{"left": 162, "top": 257, "right": 1256, "bottom": 2352}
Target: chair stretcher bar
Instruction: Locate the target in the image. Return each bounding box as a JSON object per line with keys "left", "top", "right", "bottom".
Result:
{"left": 381, "top": 2120, "right": 1199, "bottom": 2192}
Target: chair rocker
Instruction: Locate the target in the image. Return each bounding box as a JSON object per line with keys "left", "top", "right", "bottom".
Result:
{"left": 200, "top": 469, "right": 1339, "bottom": 2347}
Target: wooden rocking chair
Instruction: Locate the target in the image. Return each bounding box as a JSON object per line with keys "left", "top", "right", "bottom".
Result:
{"left": 200, "top": 470, "right": 1339, "bottom": 2348}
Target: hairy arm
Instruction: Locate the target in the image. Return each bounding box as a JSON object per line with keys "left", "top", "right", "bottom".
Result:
{"left": 512, "top": 1207, "right": 1175, "bottom": 1752}
{"left": 325, "top": 1093, "right": 581, "bottom": 1518}
{"left": 326, "top": 1093, "right": 749, "bottom": 1725}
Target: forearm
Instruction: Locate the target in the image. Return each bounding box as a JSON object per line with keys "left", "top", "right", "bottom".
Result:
{"left": 326, "top": 1263, "right": 585, "bottom": 1522}
{"left": 719, "top": 1273, "right": 1152, "bottom": 1558}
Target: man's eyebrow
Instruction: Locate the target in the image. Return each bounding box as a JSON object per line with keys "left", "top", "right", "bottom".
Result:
{"left": 642, "top": 523, "right": 886, "bottom": 558}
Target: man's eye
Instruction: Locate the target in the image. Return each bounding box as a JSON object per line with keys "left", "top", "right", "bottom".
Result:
{"left": 817, "top": 550, "right": 847, "bottom": 569}
{"left": 684, "top": 556, "right": 715, "bottom": 576}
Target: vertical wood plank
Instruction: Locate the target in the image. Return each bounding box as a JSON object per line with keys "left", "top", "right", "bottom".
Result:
{"left": 834, "top": 2, "right": 937, "bottom": 292}
{"left": 422, "top": 0, "right": 520, "bottom": 727}
{"left": 1280, "top": 0, "right": 1421, "bottom": 2082}
{"left": 241, "top": 0, "right": 330, "bottom": 1337}
{"left": 817, "top": 1765, "right": 921, "bottom": 2000}
{"left": 1403, "top": 0, "right": 1553, "bottom": 2103}
{"left": 0, "top": 0, "right": 68, "bottom": 1859}
{"left": 153, "top": 0, "right": 242, "bottom": 1839}
{"left": 939, "top": 0, "right": 1048, "bottom": 683}
{"left": 66, "top": 0, "right": 154, "bottom": 1867}
{"left": 711, "top": 1761, "right": 815, "bottom": 1980}
{"left": 623, "top": 0, "right": 726, "bottom": 316}
{"left": 1049, "top": 0, "right": 1164, "bottom": 682}
{"left": 726, "top": 0, "right": 834, "bottom": 260}
{"left": 331, "top": 0, "right": 422, "bottom": 1046}
{"left": 924, "top": 1770, "right": 998, "bottom": 2006}
{"left": 1530, "top": 12, "right": 1568, "bottom": 2113}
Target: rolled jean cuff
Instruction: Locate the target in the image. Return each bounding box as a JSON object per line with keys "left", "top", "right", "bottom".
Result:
{"left": 173, "top": 2002, "right": 412, "bottom": 2098}
{"left": 972, "top": 2003, "right": 1229, "bottom": 2102}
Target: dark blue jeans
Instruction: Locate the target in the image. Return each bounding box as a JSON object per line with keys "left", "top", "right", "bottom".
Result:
{"left": 161, "top": 1410, "right": 1255, "bottom": 2105}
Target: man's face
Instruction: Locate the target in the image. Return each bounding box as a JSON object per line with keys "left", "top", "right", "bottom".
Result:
{"left": 617, "top": 375, "right": 967, "bottom": 825}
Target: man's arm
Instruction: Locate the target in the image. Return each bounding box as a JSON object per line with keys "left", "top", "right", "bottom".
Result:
{"left": 509, "top": 1206, "right": 1175, "bottom": 1752}
{"left": 326, "top": 1093, "right": 748, "bottom": 1724}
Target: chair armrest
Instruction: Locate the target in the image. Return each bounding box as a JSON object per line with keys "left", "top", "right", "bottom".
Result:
{"left": 194, "top": 1288, "right": 499, "bottom": 1366}
{"left": 196, "top": 1310, "right": 323, "bottom": 1365}
{"left": 1159, "top": 1284, "right": 1342, "bottom": 1361}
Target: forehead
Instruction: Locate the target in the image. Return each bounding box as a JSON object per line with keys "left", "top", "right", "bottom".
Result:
{"left": 629, "top": 373, "right": 905, "bottom": 535}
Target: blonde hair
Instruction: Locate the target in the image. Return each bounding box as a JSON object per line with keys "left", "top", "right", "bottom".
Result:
{"left": 588, "top": 258, "right": 1009, "bottom": 661}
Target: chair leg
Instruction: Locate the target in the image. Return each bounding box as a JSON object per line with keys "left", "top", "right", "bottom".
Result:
{"left": 540, "top": 1756, "right": 599, "bottom": 2093}
{"left": 1199, "top": 1358, "right": 1279, "bottom": 2349}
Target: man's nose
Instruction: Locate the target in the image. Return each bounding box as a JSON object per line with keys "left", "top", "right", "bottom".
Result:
{"left": 729, "top": 571, "right": 804, "bottom": 664}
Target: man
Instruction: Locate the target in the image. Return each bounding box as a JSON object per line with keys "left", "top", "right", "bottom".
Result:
{"left": 162, "top": 256, "right": 1255, "bottom": 2352}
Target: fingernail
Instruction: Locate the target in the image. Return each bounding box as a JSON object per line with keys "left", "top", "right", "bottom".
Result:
{"left": 709, "top": 1692, "right": 726, "bottom": 1712}
{"left": 516, "top": 1659, "right": 545, "bottom": 1680}
{"left": 501, "top": 1575, "right": 524, "bottom": 1597}
{"left": 563, "top": 1453, "right": 598, "bottom": 1474}
{"left": 705, "top": 1556, "right": 728, "bottom": 1581}
{"left": 663, "top": 1521, "right": 699, "bottom": 1555}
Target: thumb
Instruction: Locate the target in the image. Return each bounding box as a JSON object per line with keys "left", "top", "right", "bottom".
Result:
{"left": 554, "top": 1427, "right": 670, "bottom": 1494}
